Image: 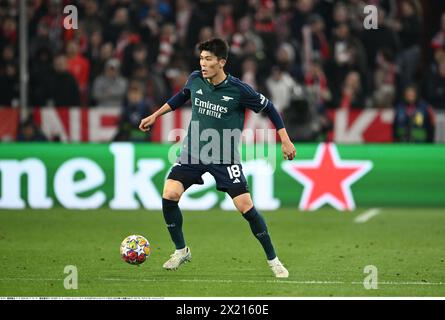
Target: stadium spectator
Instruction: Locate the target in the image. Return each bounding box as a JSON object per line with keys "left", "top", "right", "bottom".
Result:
{"left": 275, "top": 42, "right": 300, "bottom": 80}
{"left": 122, "top": 43, "right": 149, "bottom": 78}
{"left": 114, "top": 81, "right": 152, "bottom": 142}
{"left": 16, "top": 116, "right": 48, "bottom": 142}
{"left": 89, "top": 41, "right": 115, "bottom": 88}
{"left": 155, "top": 23, "right": 177, "bottom": 72}
{"left": 347, "top": 0, "right": 367, "bottom": 34}
{"left": 114, "top": 29, "right": 141, "bottom": 63}
{"left": 47, "top": 54, "right": 81, "bottom": 107}
{"left": 132, "top": 62, "right": 168, "bottom": 106}
{"left": 29, "top": 47, "right": 53, "bottom": 106}
{"left": 422, "top": 48, "right": 445, "bottom": 100}
{"left": 1, "top": 44, "right": 15, "bottom": 67}
{"left": 290, "top": 0, "right": 314, "bottom": 42}
{"left": 29, "top": 21, "right": 52, "bottom": 60}
{"left": 0, "top": 62, "right": 18, "bottom": 106}
{"left": 266, "top": 65, "right": 302, "bottom": 113}
{"left": 241, "top": 57, "right": 259, "bottom": 90}
{"left": 276, "top": 0, "right": 294, "bottom": 42}
{"left": 228, "top": 15, "right": 257, "bottom": 76}
{"left": 373, "top": 48, "right": 397, "bottom": 108}
{"left": 431, "top": 12, "right": 445, "bottom": 50}
{"left": 389, "top": 0, "right": 422, "bottom": 89}
{"left": 189, "top": 26, "right": 214, "bottom": 71}
{"left": 0, "top": 44, "right": 18, "bottom": 106}
{"left": 1, "top": 16, "right": 17, "bottom": 44}
{"left": 66, "top": 40, "right": 90, "bottom": 105}
{"left": 70, "top": 22, "right": 90, "bottom": 55}
{"left": 86, "top": 30, "right": 105, "bottom": 83}
{"left": 104, "top": 7, "right": 131, "bottom": 45}
{"left": 331, "top": 2, "right": 349, "bottom": 29}
{"left": 281, "top": 91, "right": 330, "bottom": 142}
{"left": 82, "top": 0, "right": 104, "bottom": 37}
{"left": 253, "top": 0, "right": 277, "bottom": 62}
{"left": 393, "top": 85, "right": 435, "bottom": 142}
{"left": 166, "top": 68, "right": 189, "bottom": 99}
{"left": 0, "top": 0, "right": 442, "bottom": 143}
{"left": 175, "top": 0, "right": 193, "bottom": 48}
{"left": 214, "top": 1, "right": 236, "bottom": 42}
{"left": 326, "top": 23, "right": 367, "bottom": 98}
{"left": 92, "top": 58, "right": 127, "bottom": 107}
{"left": 336, "top": 71, "right": 365, "bottom": 109}
{"left": 373, "top": 48, "right": 397, "bottom": 109}
{"left": 304, "top": 60, "right": 331, "bottom": 112}
{"left": 426, "top": 61, "right": 445, "bottom": 110}
{"left": 361, "top": 7, "right": 400, "bottom": 70}
{"left": 305, "top": 14, "right": 330, "bottom": 63}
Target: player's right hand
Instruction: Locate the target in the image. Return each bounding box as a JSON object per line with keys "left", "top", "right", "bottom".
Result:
{"left": 139, "top": 114, "right": 157, "bottom": 132}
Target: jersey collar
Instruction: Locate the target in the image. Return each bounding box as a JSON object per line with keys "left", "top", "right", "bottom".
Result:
{"left": 205, "top": 74, "right": 231, "bottom": 90}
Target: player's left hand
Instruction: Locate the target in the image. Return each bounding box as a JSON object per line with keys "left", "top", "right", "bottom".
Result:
{"left": 282, "top": 140, "right": 296, "bottom": 160}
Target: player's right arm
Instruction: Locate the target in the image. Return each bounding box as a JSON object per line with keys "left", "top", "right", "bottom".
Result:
{"left": 139, "top": 70, "right": 201, "bottom": 132}
{"left": 138, "top": 87, "right": 189, "bottom": 133}
{"left": 139, "top": 103, "right": 172, "bottom": 132}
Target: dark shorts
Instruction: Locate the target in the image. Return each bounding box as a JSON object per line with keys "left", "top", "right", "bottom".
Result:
{"left": 167, "top": 162, "right": 249, "bottom": 198}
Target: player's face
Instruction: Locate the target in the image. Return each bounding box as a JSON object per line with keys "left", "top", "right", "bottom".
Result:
{"left": 200, "top": 50, "right": 226, "bottom": 79}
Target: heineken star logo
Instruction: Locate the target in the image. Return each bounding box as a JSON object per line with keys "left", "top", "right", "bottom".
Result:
{"left": 282, "top": 143, "right": 373, "bottom": 211}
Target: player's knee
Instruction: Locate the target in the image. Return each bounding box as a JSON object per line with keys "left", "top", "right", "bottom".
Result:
{"left": 162, "top": 188, "right": 182, "bottom": 202}
{"left": 234, "top": 198, "right": 254, "bottom": 214}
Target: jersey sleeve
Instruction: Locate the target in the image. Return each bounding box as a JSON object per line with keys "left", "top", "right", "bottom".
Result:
{"left": 238, "top": 82, "right": 271, "bottom": 113}
{"left": 167, "top": 70, "right": 201, "bottom": 110}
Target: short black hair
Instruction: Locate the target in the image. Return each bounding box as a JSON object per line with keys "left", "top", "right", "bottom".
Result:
{"left": 198, "top": 38, "right": 229, "bottom": 60}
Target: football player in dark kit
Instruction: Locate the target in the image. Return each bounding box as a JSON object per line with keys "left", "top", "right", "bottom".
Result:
{"left": 139, "top": 38, "right": 296, "bottom": 278}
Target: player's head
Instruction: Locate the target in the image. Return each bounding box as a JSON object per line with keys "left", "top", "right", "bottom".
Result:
{"left": 198, "top": 38, "right": 228, "bottom": 79}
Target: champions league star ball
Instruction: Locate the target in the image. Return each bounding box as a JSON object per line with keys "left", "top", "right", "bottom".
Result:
{"left": 120, "top": 235, "right": 151, "bottom": 265}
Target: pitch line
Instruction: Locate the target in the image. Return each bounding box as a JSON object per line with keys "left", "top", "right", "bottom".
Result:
{"left": 354, "top": 208, "right": 381, "bottom": 223}
{"left": 100, "top": 278, "right": 445, "bottom": 286}
{"left": 0, "top": 278, "right": 445, "bottom": 286}
{"left": 0, "top": 277, "right": 444, "bottom": 286}
{"left": 99, "top": 278, "right": 445, "bottom": 286}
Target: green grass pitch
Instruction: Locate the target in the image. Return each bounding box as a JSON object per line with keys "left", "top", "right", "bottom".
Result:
{"left": 0, "top": 208, "right": 444, "bottom": 297}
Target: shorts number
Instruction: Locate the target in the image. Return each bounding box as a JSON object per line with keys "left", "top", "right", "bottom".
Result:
{"left": 227, "top": 165, "right": 241, "bottom": 179}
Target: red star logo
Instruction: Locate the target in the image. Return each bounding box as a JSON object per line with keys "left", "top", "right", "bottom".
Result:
{"left": 282, "top": 143, "right": 373, "bottom": 211}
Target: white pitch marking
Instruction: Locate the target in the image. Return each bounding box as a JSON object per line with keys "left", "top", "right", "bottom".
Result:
{"left": 354, "top": 208, "right": 381, "bottom": 223}
{"left": 0, "top": 277, "right": 444, "bottom": 286}
{"left": 98, "top": 278, "right": 445, "bottom": 286}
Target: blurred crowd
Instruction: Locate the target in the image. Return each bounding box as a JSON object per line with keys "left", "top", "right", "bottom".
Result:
{"left": 1, "top": 0, "right": 444, "bottom": 142}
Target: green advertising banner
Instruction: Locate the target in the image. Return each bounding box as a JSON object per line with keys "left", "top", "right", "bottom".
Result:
{"left": 0, "top": 143, "right": 444, "bottom": 210}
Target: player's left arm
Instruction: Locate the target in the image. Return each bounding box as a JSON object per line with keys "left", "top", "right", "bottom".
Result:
{"left": 263, "top": 103, "right": 296, "bottom": 160}
{"left": 240, "top": 84, "right": 296, "bottom": 160}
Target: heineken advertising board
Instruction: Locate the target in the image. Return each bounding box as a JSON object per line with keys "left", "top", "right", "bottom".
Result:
{"left": 0, "top": 143, "right": 444, "bottom": 210}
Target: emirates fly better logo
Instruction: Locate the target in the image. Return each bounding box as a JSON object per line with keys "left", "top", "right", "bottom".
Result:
{"left": 282, "top": 143, "right": 373, "bottom": 211}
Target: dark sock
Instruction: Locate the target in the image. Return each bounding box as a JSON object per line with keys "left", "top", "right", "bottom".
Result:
{"left": 242, "top": 206, "right": 277, "bottom": 260}
{"left": 162, "top": 198, "right": 185, "bottom": 250}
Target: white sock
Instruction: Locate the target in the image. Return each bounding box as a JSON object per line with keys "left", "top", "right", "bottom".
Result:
{"left": 267, "top": 257, "right": 279, "bottom": 264}
{"left": 175, "top": 247, "right": 187, "bottom": 254}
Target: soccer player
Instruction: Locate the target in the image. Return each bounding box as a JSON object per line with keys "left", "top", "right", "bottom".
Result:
{"left": 139, "top": 38, "right": 296, "bottom": 278}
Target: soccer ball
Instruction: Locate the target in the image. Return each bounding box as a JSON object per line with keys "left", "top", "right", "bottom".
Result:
{"left": 120, "top": 235, "right": 151, "bottom": 265}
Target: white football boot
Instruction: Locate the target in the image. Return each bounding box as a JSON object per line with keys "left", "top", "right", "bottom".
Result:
{"left": 267, "top": 257, "right": 289, "bottom": 278}
{"left": 163, "top": 246, "right": 192, "bottom": 270}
